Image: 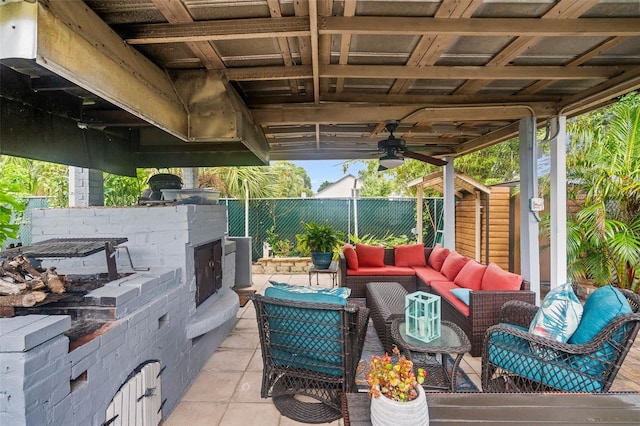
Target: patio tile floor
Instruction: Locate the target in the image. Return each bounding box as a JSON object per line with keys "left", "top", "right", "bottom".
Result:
{"left": 164, "top": 273, "right": 640, "bottom": 425}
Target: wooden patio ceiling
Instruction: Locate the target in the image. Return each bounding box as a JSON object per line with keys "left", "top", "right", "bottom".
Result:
{"left": 1, "top": 0, "right": 640, "bottom": 175}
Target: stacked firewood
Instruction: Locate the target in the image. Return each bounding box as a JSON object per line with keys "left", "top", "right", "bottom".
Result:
{"left": 0, "top": 255, "right": 65, "bottom": 310}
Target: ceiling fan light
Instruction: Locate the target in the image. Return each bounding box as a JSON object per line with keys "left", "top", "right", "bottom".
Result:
{"left": 379, "top": 154, "right": 404, "bottom": 170}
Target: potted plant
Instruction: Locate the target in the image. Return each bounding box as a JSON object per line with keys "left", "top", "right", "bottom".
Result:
{"left": 296, "top": 221, "right": 343, "bottom": 269}
{"left": 366, "top": 346, "right": 429, "bottom": 426}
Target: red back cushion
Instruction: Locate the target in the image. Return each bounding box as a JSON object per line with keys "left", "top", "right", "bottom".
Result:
{"left": 453, "top": 260, "right": 487, "bottom": 290}
{"left": 394, "top": 244, "right": 426, "bottom": 267}
{"left": 428, "top": 244, "right": 450, "bottom": 271}
{"left": 481, "top": 262, "right": 523, "bottom": 291}
{"left": 440, "top": 251, "right": 469, "bottom": 281}
{"left": 343, "top": 244, "right": 358, "bottom": 270}
{"left": 355, "top": 243, "right": 385, "bottom": 267}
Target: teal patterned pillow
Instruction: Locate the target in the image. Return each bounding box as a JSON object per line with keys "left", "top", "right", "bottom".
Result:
{"left": 529, "top": 283, "right": 583, "bottom": 342}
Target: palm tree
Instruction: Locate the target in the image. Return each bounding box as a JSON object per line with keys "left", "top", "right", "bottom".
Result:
{"left": 565, "top": 92, "right": 640, "bottom": 291}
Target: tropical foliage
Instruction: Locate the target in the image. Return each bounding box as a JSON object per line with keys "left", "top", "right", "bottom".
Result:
{"left": 563, "top": 92, "right": 640, "bottom": 291}
{"left": 0, "top": 183, "right": 25, "bottom": 248}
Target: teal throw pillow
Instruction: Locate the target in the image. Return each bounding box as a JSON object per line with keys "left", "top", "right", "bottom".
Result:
{"left": 450, "top": 288, "right": 471, "bottom": 305}
{"left": 569, "top": 285, "right": 633, "bottom": 344}
{"left": 268, "top": 280, "right": 351, "bottom": 299}
{"left": 529, "top": 283, "right": 583, "bottom": 343}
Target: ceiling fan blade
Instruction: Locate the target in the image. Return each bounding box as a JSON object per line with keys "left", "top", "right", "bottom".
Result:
{"left": 403, "top": 150, "right": 447, "bottom": 166}
{"left": 377, "top": 164, "right": 388, "bottom": 171}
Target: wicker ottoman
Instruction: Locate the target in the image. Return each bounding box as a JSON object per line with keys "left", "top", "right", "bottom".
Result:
{"left": 365, "top": 282, "right": 408, "bottom": 352}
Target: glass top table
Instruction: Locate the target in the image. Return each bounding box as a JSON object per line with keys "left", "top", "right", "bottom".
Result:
{"left": 391, "top": 318, "right": 471, "bottom": 392}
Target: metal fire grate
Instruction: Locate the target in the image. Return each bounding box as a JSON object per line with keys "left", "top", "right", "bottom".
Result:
{"left": 1, "top": 238, "right": 128, "bottom": 258}
{"left": 1, "top": 237, "right": 129, "bottom": 280}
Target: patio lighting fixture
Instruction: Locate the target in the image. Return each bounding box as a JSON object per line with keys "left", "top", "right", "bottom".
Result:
{"left": 379, "top": 153, "right": 404, "bottom": 170}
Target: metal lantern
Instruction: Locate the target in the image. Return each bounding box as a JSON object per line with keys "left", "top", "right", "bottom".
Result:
{"left": 405, "top": 291, "right": 441, "bottom": 343}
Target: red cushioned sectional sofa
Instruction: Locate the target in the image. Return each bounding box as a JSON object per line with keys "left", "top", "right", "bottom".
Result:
{"left": 338, "top": 243, "right": 535, "bottom": 356}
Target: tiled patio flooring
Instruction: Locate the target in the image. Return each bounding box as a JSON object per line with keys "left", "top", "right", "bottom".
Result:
{"left": 164, "top": 273, "right": 640, "bottom": 426}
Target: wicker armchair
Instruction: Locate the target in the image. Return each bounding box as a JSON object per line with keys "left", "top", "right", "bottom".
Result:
{"left": 482, "top": 289, "right": 640, "bottom": 393}
{"left": 248, "top": 293, "right": 370, "bottom": 424}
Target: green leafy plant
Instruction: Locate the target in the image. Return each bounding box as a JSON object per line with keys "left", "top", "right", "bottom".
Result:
{"left": 366, "top": 346, "right": 426, "bottom": 402}
{"left": 0, "top": 184, "right": 25, "bottom": 248}
{"left": 296, "top": 221, "right": 344, "bottom": 255}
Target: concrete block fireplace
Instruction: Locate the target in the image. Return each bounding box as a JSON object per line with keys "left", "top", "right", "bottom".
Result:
{"left": 0, "top": 204, "right": 239, "bottom": 425}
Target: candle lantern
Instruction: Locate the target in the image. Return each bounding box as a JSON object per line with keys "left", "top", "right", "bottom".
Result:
{"left": 405, "top": 291, "right": 441, "bottom": 343}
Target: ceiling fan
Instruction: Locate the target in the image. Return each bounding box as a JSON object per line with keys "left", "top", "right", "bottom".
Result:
{"left": 376, "top": 121, "right": 447, "bottom": 171}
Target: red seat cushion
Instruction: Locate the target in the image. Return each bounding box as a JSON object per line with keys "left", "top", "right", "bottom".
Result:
{"left": 428, "top": 244, "right": 450, "bottom": 271}
{"left": 343, "top": 244, "right": 358, "bottom": 270}
{"left": 412, "top": 266, "right": 447, "bottom": 284}
{"left": 346, "top": 266, "right": 415, "bottom": 276}
{"left": 355, "top": 243, "right": 385, "bottom": 267}
{"left": 480, "top": 262, "right": 523, "bottom": 291}
{"left": 453, "top": 260, "right": 487, "bottom": 291}
{"left": 394, "top": 244, "right": 426, "bottom": 267}
{"left": 430, "top": 281, "right": 470, "bottom": 317}
{"left": 440, "top": 251, "right": 469, "bottom": 281}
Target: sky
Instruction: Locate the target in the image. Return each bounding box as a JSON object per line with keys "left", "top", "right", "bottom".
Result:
{"left": 292, "top": 160, "right": 365, "bottom": 193}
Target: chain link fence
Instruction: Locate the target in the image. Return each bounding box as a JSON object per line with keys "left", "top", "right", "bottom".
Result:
{"left": 223, "top": 197, "right": 443, "bottom": 261}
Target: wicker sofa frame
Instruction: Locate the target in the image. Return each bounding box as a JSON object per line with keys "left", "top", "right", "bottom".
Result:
{"left": 482, "top": 289, "right": 640, "bottom": 393}
{"left": 248, "top": 293, "right": 370, "bottom": 424}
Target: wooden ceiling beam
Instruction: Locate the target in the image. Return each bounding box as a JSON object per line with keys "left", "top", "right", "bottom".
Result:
{"left": 335, "top": 0, "right": 357, "bottom": 93}
{"left": 267, "top": 0, "right": 298, "bottom": 95}
{"left": 119, "top": 17, "right": 311, "bottom": 44}
{"left": 252, "top": 104, "right": 555, "bottom": 126}
{"left": 151, "top": 0, "right": 224, "bottom": 69}
{"left": 321, "top": 65, "right": 629, "bottom": 80}
{"left": 319, "top": 17, "right": 640, "bottom": 37}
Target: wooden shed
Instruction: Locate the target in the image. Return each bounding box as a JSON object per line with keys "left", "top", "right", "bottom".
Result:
{"left": 410, "top": 171, "right": 513, "bottom": 271}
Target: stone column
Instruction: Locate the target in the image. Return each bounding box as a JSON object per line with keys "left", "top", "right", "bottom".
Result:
{"left": 69, "top": 167, "right": 104, "bottom": 206}
{"left": 182, "top": 167, "right": 199, "bottom": 189}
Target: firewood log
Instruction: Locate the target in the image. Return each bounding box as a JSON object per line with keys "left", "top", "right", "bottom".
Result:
{"left": 0, "top": 264, "right": 27, "bottom": 283}
{"left": 0, "top": 280, "right": 28, "bottom": 295}
{"left": 0, "top": 293, "right": 38, "bottom": 307}
{"left": 44, "top": 268, "right": 65, "bottom": 294}
{"left": 14, "top": 256, "right": 43, "bottom": 279}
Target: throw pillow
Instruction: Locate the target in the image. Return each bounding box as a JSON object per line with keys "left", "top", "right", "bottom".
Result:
{"left": 428, "top": 244, "right": 450, "bottom": 271}
{"left": 355, "top": 243, "right": 385, "bottom": 267}
{"left": 450, "top": 288, "right": 471, "bottom": 305}
{"left": 268, "top": 280, "right": 351, "bottom": 299}
{"left": 394, "top": 244, "right": 427, "bottom": 267}
{"left": 529, "top": 283, "right": 583, "bottom": 342}
{"left": 569, "top": 285, "right": 633, "bottom": 344}
{"left": 480, "top": 263, "right": 523, "bottom": 291}
{"left": 440, "top": 251, "right": 469, "bottom": 281}
{"left": 453, "top": 260, "right": 487, "bottom": 291}
{"left": 343, "top": 244, "right": 359, "bottom": 270}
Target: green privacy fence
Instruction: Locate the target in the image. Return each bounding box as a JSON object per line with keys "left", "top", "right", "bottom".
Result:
{"left": 222, "top": 197, "right": 444, "bottom": 261}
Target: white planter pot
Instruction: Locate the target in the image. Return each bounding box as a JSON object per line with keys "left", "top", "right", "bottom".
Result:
{"left": 370, "top": 384, "right": 429, "bottom": 426}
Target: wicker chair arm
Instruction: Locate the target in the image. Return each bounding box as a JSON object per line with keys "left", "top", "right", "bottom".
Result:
{"left": 338, "top": 251, "right": 348, "bottom": 286}
{"left": 497, "top": 299, "right": 539, "bottom": 328}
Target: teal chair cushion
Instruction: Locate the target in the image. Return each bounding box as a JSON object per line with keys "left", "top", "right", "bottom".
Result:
{"left": 569, "top": 285, "right": 632, "bottom": 344}
{"left": 268, "top": 280, "right": 351, "bottom": 300}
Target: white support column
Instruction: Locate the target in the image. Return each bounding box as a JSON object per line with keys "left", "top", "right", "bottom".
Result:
{"left": 443, "top": 158, "right": 455, "bottom": 250}
{"left": 182, "top": 167, "right": 199, "bottom": 189}
{"left": 550, "top": 116, "right": 568, "bottom": 289}
{"left": 519, "top": 117, "right": 541, "bottom": 304}
{"left": 69, "top": 167, "right": 104, "bottom": 207}
{"left": 416, "top": 185, "right": 424, "bottom": 244}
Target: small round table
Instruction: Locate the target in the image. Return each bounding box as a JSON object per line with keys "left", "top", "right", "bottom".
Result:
{"left": 391, "top": 318, "right": 471, "bottom": 392}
